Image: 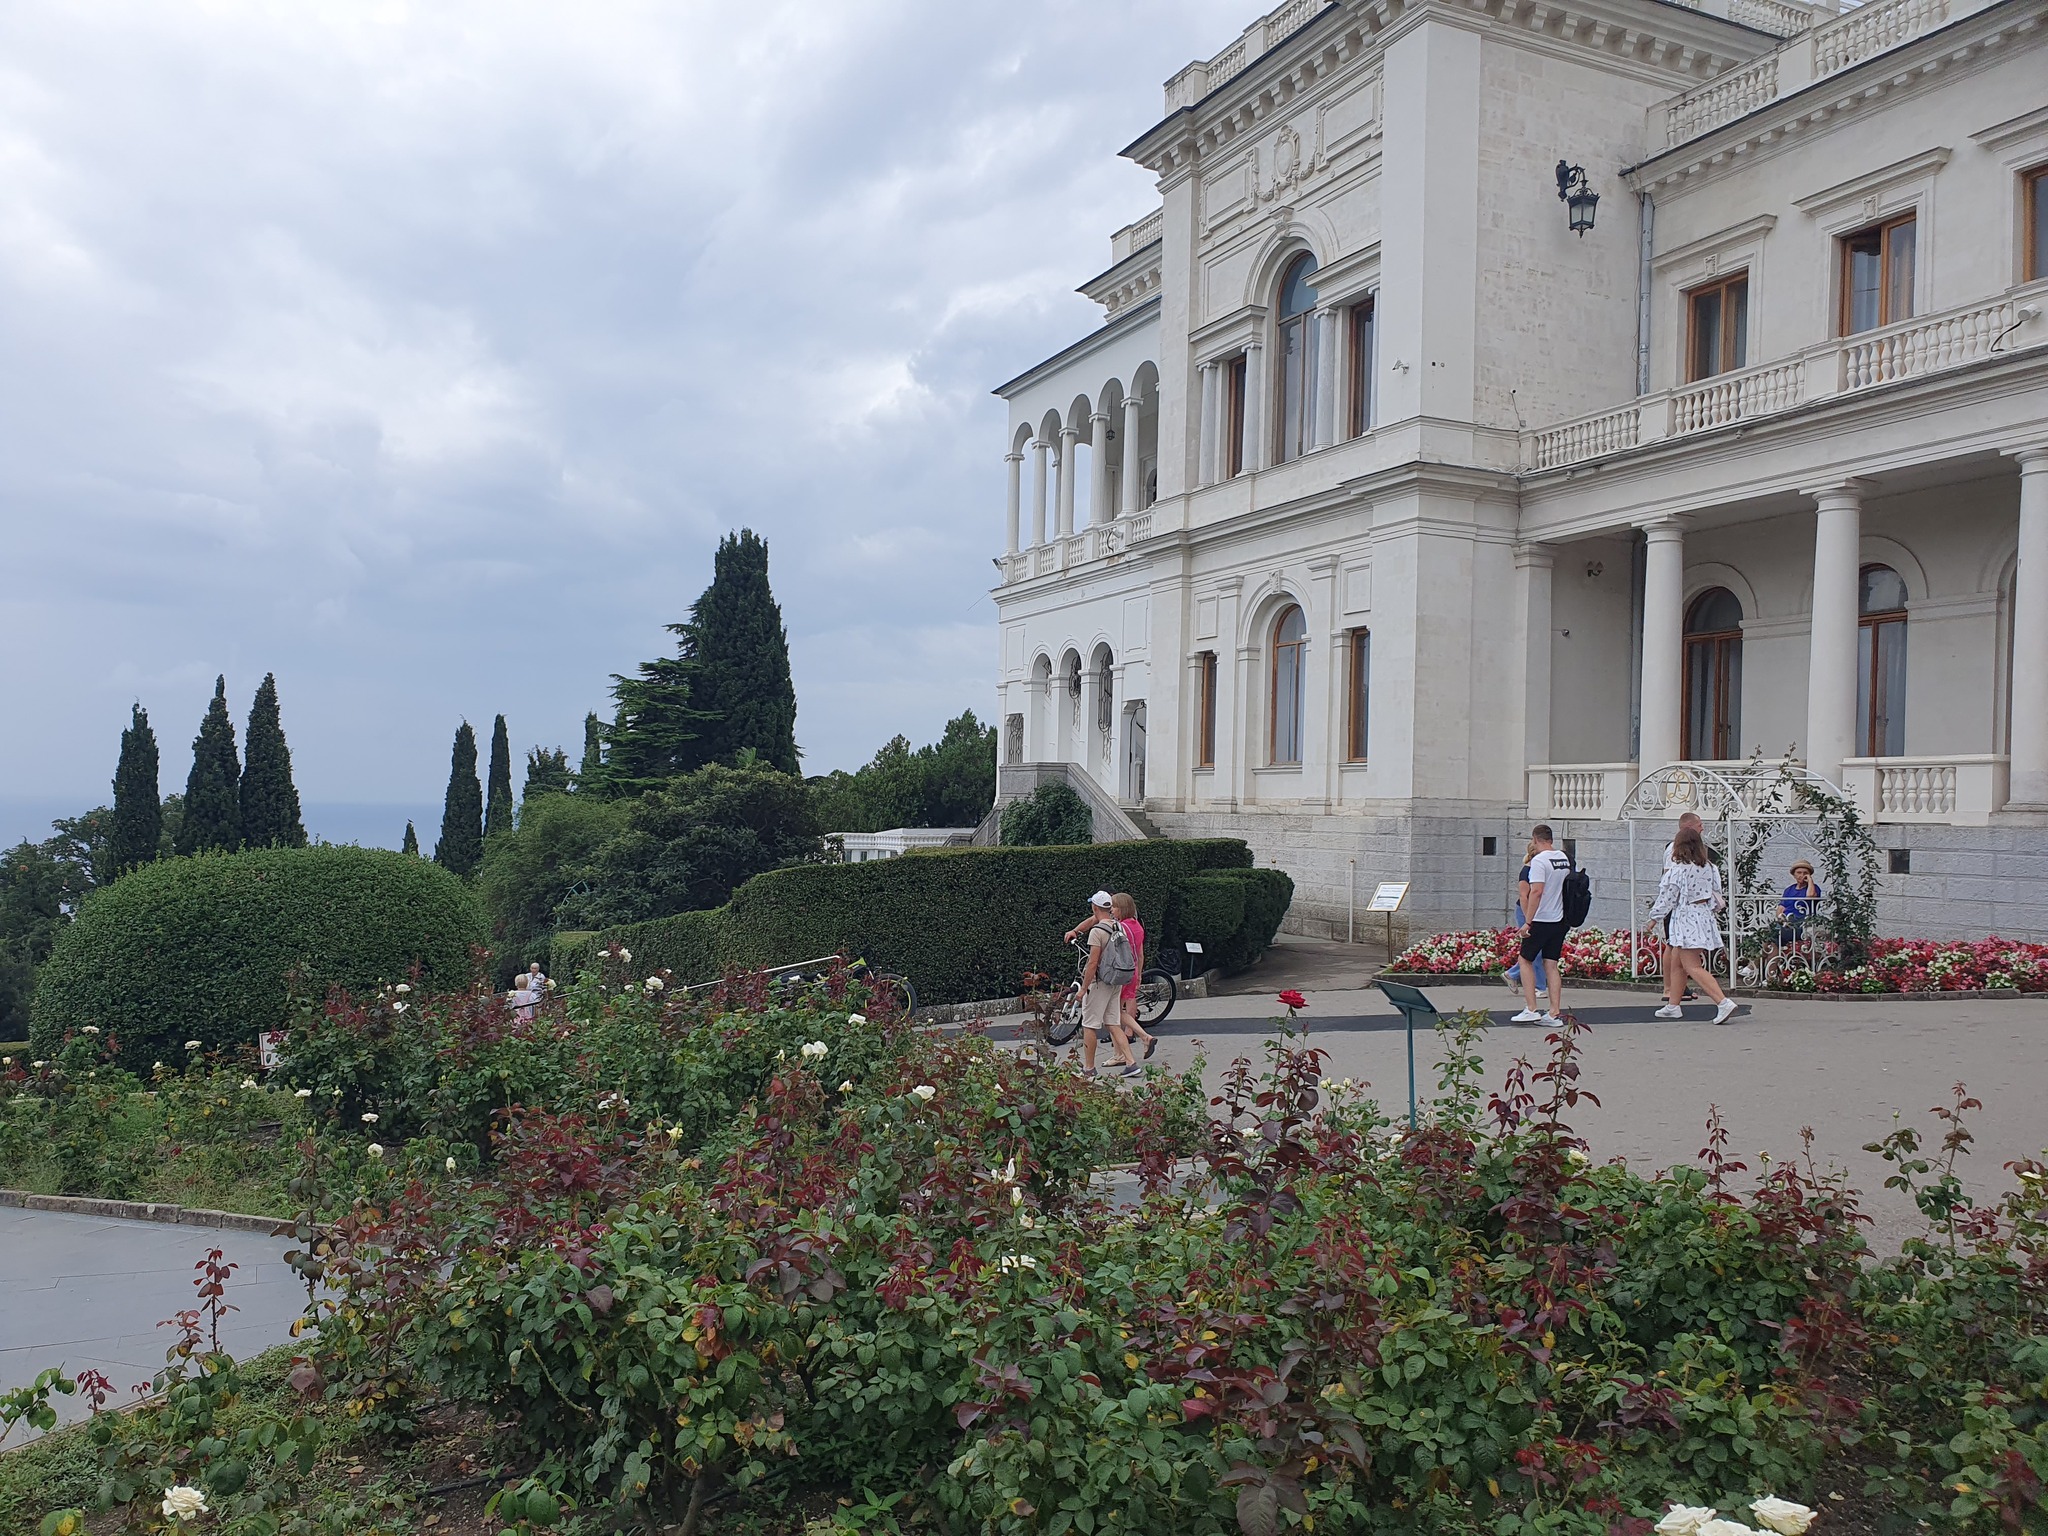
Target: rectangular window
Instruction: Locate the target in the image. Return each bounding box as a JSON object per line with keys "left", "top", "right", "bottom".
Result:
{"left": 1685, "top": 274, "right": 1748, "bottom": 382}
{"left": 1347, "top": 297, "right": 1375, "bottom": 438}
{"left": 1195, "top": 652, "right": 1217, "bottom": 769}
{"left": 2028, "top": 165, "right": 2048, "bottom": 283}
{"left": 1840, "top": 214, "right": 1915, "bottom": 335}
{"left": 1345, "top": 628, "right": 1370, "bottom": 761}
{"left": 1223, "top": 356, "right": 1247, "bottom": 477}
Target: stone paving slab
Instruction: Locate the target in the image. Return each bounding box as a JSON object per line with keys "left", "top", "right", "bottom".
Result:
{"left": 0, "top": 1207, "right": 306, "bottom": 1434}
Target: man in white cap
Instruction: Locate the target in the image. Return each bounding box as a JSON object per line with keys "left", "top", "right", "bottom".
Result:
{"left": 1065, "top": 890, "right": 1139, "bottom": 1076}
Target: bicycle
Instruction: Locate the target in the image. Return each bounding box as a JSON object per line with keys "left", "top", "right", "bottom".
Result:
{"left": 1043, "top": 937, "right": 1176, "bottom": 1046}
{"left": 750, "top": 954, "right": 918, "bottom": 1020}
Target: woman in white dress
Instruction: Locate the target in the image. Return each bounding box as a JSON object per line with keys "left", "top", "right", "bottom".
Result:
{"left": 1648, "top": 825, "right": 1739, "bottom": 1024}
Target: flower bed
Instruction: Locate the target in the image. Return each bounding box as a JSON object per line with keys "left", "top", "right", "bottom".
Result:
{"left": 1391, "top": 927, "right": 2048, "bottom": 994}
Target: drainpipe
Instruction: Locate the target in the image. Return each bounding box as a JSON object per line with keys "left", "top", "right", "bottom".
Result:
{"left": 1634, "top": 189, "right": 1655, "bottom": 397}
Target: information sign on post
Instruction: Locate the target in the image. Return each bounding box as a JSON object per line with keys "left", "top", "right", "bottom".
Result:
{"left": 1366, "top": 881, "right": 1409, "bottom": 973}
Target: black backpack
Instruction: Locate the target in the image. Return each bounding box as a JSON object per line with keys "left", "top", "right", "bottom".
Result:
{"left": 1559, "top": 854, "right": 1593, "bottom": 930}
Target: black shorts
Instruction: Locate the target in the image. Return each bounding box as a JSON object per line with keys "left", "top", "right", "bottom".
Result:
{"left": 1520, "top": 920, "right": 1569, "bottom": 962}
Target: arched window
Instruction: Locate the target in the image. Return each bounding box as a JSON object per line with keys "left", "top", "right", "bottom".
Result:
{"left": 1683, "top": 587, "right": 1743, "bottom": 761}
{"left": 1270, "top": 605, "right": 1307, "bottom": 765}
{"left": 1857, "top": 564, "right": 1908, "bottom": 757}
{"left": 1275, "top": 255, "right": 1320, "bottom": 464}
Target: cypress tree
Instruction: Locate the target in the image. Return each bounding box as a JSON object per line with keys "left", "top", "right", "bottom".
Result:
{"left": 434, "top": 722, "right": 485, "bottom": 878}
{"left": 177, "top": 676, "right": 242, "bottom": 855}
{"left": 523, "top": 746, "right": 572, "bottom": 802}
{"left": 240, "top": 674, "right": 307, "bottom": 849}
{"left": 109, "top": 704, "right": 163, "bottom": 875}
{"left": 401, "top": 820, "right": 420, "bottom": 856}
{"left": 576, "top": 713, "right": 605, "bottom": 791}
{"left": 683, "top": 529, "right": 799, "bottom": 773}
{"left": 485, "top": 715, "right": 514, "bottom": 840}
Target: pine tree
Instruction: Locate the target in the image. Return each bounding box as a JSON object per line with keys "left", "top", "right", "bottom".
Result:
{"left": 177, "top": 675, "right": 242, "bottom": 855}
{"left": 523, "top": 746, "right": 572, "bottom": 802}
{"left": 434, "top": 722, "right": 485, "bottom": 879}
{"left": 401, "top": 820, "right": 420, "bottom": 856}
{"left": 576, "top": 713, "right": 605, "bottom": 792}
{"left": 683, "top": 529, "right": 799, "bottom": 773}
{"left": 109, "top": 704, "right": 163, "bottom": 875}
{"left": 602, "top": 649, "right": 714, "bottom": 795}
{"left": 485, "top": 715, "right": 514, "bottom": 840}
{"left": 240, "top": 674, "right": 307, "bottom": 849}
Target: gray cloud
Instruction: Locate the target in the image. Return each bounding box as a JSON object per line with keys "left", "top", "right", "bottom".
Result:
{"left": 0, "top": 0, "right": 1248, "bottom": 840}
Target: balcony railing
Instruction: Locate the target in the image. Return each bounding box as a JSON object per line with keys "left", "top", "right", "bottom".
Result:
{"left": 1000, "top": 511, "right": 1160, "bottom": 585}
{"left": 1839, "top": 755, "right": 2009, "bottom": 824}
{"left": 1658, "top": 0, "right": 1979, "bottom": 152}
{"left": 1527, "top": 763, "right": 1639, "bottom": 819}
{"left": 1163, "top": 0, "right": 1333, "bottom": 112}
{"left": 1525, "top": 286, "right": 2045, "bottom": 472}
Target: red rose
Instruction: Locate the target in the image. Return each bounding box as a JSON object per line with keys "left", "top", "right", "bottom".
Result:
{"left": 1278, "top": 990, "right": 1308, "bottom": 1011}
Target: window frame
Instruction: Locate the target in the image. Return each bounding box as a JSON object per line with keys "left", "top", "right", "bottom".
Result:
{"left": 1223, "top": 355, "right": 1247, "bottom": 478}
{"left": 1681, "top": 588, "right": 1743, "bottom": 761}
{"left": 1268, "top": 605, "right": 1307, "bottom": 767}
{"left": 1194, "top": 652, "right": 1217, "bottom": 770}
{"left": 1857, "top": 564, "right": 1909, "bottom": 758}
{"left": 1345, "top": 627, "right": 1370, "bottom": 762}
{"left": 1274, "top": 254, "right": 1319, "bottom": 465}
{"left": 2027, "top": 164, "right": 2048, "bottom": 284}
{"left": 1683, "top": 272, "right": 1749, "bottom": 382}
{"left": 1346, "top": 297, "right": 1375, "bottom": 439}
{"left": 1838, "top": 213, "right": 1916, "bottom": 336}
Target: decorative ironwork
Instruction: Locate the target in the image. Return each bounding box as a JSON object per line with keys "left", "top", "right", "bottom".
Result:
{"left": 1617, "top": 761, "right": 1841, "bottom": 823}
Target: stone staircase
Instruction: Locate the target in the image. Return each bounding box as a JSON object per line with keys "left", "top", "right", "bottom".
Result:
{"left": 971, "top": 762, "right": 1160, "bottom": 846}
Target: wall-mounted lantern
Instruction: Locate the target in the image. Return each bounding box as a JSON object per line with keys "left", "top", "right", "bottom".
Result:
{"left": 1555, "top": 160, "right": 1598, "bottom": 236}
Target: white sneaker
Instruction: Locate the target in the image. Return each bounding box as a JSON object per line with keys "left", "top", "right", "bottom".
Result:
{"left": 1536, "top": 991, "right": 1549, "bottom": 1001}
{"left": 1509, "top": 1008, "right": 1544, "bottom": 1023}
{"left": 1713, "top": 998, "right": 1739, "bottom": 1025}
{"left": 1654, "top": 1004, "right": 1684, "bottom": 1019}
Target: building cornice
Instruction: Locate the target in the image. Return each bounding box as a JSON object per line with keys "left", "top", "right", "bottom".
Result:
{"left": 991, "top": 297, "right": 1161, "bottom": 401}
{"left": 1077, "top": 241, "right": 1165, "bottom": 320}
{"left": 1790, "top": 146, "right": 1952, "bottom": 217}
{"left": 1625, "top": 0, "right": 2043, "bottom": 194}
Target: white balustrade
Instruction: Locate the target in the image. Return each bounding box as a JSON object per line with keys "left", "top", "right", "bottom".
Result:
{"left": 1532, "top": 405, "right": 1640, "bottom": 469}
{"left": 1526, "top": 764, "right": 1637, "bottom": 820}
{"left": 1670, "top": 358, "right": 1804, "bottom": 434}
{"left": 1125, "top": 510, "right": 1155, "bottom": 544}
{"left": 1665, "top": 56, "right": 1779, "bottom": 147}
{"left": 1839, "top": 298, "right": 2017, "bottom": 390}
{"left": 1729, "top": 0, "right": 1816, "bottom": 36}
{"left": 1163, "top": 0, "right": 1332, "bottom": 114}
{"left": 1812, "top": 0, "right": 1948, "bottom": 78}
{"left": 1839, "top": 755, "right": 2010, "bottom": 824}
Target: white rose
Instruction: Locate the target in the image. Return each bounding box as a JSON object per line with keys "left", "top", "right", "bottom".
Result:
{"left": 361, "top": 1112, "right": 379, "bottom": 1124}
{"left": 241, "top": 1078, "right": 259, "bottom": 1090}
{"left": 644, "top": 976, "right": 666, "bottom": 993}
{"left": 846, "top": 1013, "right": 867, "bottom": 1027}
{"left": 162, "top": 1485, "right": 209, "bottom": 1519}
{"left": 1751, "top": 1499, "right": 1816, "bottom": 1536}
{"left": 152, "top": 1061, "right": 163, "bottom": 1071}
{"left": 30, "top": 1061, "right": 46, "bottom": 1070}
{"left": 1655, "top": 1509, "right": 1718, "bottom": 1536}
{"left": 394, "top": 983, "right": 411, "bottom": 994}
{"left": 800, "top": 1041, "right": 828, "bottom": 1059}
{"left": 82, "top": 1025, "right": 100, "bottom": 1034}
{"left": 296, "top": 1088, "right": 313, "bottom": 1098}
{"left": 185, "top": 1041, "right": 203, "bottom": 1051}
{"left": 366, "top": 1143, "right": 385, "bottom": 1159}
{"left": 1698, "top": 1521, "right": 1759, "bottom": 1536}
{"left": 446, "top": 1156, "right": 458, "bottom": 1174}
{"left": 1010, "top": 1187, "right": 1024, "bottom": 1207}
{"left": 838, "top": 1080, "right": 853, "bottom": 1093}
{"left": 393, "top": 1000, "right": 408, "bottom": 1013}
{"left": 910, "top": 1084, "right": 936, "bottom": 1102}
{"left": 618, "top": 947, "right": 632, "bottom": 962}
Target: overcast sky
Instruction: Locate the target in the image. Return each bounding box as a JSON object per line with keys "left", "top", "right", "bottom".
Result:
{"left": 0, "top": 0, "right": 1250, "bottom": 846}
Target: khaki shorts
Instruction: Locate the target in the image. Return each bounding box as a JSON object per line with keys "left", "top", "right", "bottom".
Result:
{"left": 1082, "top": 981, "right": 1122, "bottom": 1034}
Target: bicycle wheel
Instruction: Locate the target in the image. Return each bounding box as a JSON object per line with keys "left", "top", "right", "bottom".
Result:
{"left": 1134, "top": 968, "right": 1176, "bottom": 1027}
{"left": 1045, "top": 987, "right": 1084, "bottom": 1045}
{"left": 867, "top": 973, "right": 917, "bottom": 1020}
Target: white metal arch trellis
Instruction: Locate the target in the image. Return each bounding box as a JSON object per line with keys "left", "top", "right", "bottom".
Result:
{"left": 1618, "top": 761, "right": 1846, "bottom": 991}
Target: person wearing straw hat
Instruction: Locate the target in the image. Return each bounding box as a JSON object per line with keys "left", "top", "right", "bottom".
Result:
{"left": 1778, "top": 858, "right": 1823, "bottom": 944}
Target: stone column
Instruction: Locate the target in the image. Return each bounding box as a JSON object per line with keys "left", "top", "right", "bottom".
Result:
{"left": 1197, "top": 363, "right": 1219, "bottom": 487}
{"left": 1003, "top": 451, "right": 1023, "bottom": 555}
{"left": 1241, "top": 342, "right": 1266, "bottom": 474}
{"left": 1079, "top": 663, "right": 1104, "bottom": 781}
{"left": 1089, "top": 411, "right": 1111, "bottom": 526}
{"left": 1056, "top": 427, "right": 1079, "bottom": 537}
{"left": 1638, "top": 519, "right": 1686, "bottom": 772}
{"left": 1515, "top": 544, "right": 1555, "bottom": 777}
{"left": 1030, "top": 439, "right": 1049, "bottom": 547}
{"left": 1120, "top": 392, "right": 1144, "bottom": 514}
{"left": 1313, "top": 307, "right": 1340, "bottom": 449}
{"left": 2006, "top": 448, "right": 2048, "bottom": 805}
{"left": 1805, "top": 481, "right": 1866, "bottom": 786}
{"left": 1023, "top": 672, "right": 1048, "bottom": 759}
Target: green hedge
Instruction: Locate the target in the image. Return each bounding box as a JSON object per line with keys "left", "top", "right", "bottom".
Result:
{"left": 553, "top": 839, "right": 1287, "bottom": 1005}
{"left": 32, "top": 847, "right": 484, "bottom": 1068}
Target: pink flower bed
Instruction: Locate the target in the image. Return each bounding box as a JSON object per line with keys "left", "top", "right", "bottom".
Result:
{"left": 1389, "top": 927, "right": 2048, "bottom": 994}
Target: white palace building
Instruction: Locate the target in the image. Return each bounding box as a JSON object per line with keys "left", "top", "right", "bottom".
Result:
{"left": 987, "top": 0, "right": 2048, "bottom": 943}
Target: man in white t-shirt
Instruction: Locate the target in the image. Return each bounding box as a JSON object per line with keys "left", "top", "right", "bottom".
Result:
{"left": 1512, "top": 824, "right": 1572, "bottom": 1023}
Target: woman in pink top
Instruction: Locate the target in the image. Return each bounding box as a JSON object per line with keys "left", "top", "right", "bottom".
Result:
{"left": 1111, "top": 892, "right": 1157, "bottom": 1060}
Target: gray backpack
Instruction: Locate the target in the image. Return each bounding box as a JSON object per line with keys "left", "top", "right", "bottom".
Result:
{"left": 1095, "top": 921, "right": 1138, "bottom": 988}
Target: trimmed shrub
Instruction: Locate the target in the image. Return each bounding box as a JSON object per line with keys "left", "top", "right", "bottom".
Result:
{"left": 998, "top": 781, "right": 1092, "bottom": 846}
{"left": 31, "top": 846, "right": 483, "bottom": 1068}
{"left": 554, "top": 839, "right": 1272, "bottom": 1005}
{"left": 1199, "top": 865, "right": 1294, "bottom": 971}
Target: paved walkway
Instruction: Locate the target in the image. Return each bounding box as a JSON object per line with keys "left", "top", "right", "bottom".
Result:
{"left": 1033, "top": 984, "right": 2048, "bottom": 1253}
{"left": 0, "top": 1208, "right": 306, "bottom": 1433}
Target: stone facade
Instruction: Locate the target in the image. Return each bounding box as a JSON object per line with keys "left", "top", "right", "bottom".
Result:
{"left": 990, "top": 0, "right": 2048, "bottom": 944}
